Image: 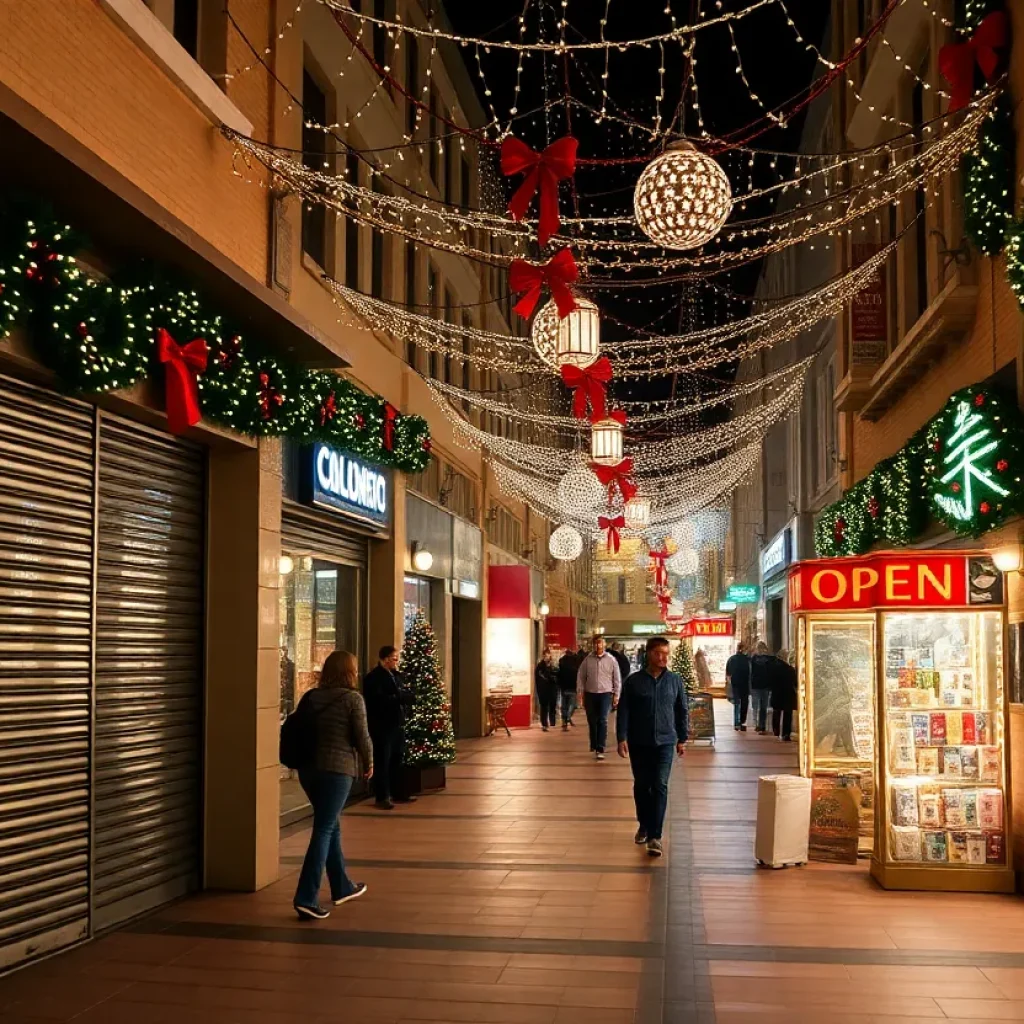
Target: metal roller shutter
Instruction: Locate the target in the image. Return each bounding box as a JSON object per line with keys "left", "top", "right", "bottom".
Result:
{"left": 92, "top": 416, "right": 204, "bottom": 931}
{"left": 0, "top": 375, "right": 95, "bottom": 969}
{"left": 282, "top": 502, "right": 368, "bottom": 568}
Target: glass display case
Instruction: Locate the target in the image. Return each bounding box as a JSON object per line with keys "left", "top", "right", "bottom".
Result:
{"left": 790, "top": 551, "right": 1013, "bottom": 892}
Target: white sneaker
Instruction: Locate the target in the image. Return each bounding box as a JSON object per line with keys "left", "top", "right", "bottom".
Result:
{"left": 595, "top": 751, "right": 605, "bottom": 760}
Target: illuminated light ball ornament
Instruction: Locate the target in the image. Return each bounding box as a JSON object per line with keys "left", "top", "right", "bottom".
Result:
{"left": 667, "top": 548, "right": 699, "bottom": 577}
{"left": 591, "top": 414, "right": 624, "bottom": 466}
{"left": 549, "top": 524, "right": 584, "bottom": 562}
{"left": 633, "top": 141, "right": 733, "bottom": 251}
{"left": 623, "top": 494, "right": 651, "bottom": 530}
{"left": 670, "top": 519, "right": 696, "bottom": 549}
{"left": 531, "top": 296, "right": 600, "bottom": 371}
{"left": 557, "top": 461, "right": 605, "bottom": 515}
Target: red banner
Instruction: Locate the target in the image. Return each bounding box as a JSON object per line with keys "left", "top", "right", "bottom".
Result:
{"left": 851, "top": 242, "right": 887, "bottom": 365}
{"left": 544, "top": 616, "right": 577, "bottom": 652}
{"left": 684, "top": 618, "right": 735, "bottom": 637}
{"left": 788, "top": 553, "right": 1000, "bottom": 612}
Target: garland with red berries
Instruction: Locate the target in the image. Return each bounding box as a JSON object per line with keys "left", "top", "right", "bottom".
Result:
{"left": 0, "top": 197, "right": 430, "bottom": 472}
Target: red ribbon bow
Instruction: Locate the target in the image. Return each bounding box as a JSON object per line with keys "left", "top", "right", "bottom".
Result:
{"left": 561, "top": 356, "right": 613, "bottom": 421}
{"left": 383, "top": 402, "right": 398, "bottom": 451}
{"left": 939, "top": 11, "right": 1009, "bottom": 111}
{"left": 649, "top": 548, "right": 669, "bottom": 588}
{"left": 501, "top": 135, "right": 578, "bottom": 246}
{"left": 598, "top": 515, "right": 625, "bottom": 554}
{"left": 156, "top": 327, "right": 208, "bottom": 435}
{"left": 509, "top": 249, "right": 579, "bottom": 320}
{"left": 657, "top": 591, "right": 672, "bottom": 619}
{"left": 590, "top": 458, "right": 637, "bottom": 504}
{"left": 319, "top": 392, "right": 337, "bottom": 427}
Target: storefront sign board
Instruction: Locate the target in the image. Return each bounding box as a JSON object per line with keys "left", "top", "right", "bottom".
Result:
{"left": 308, "top": 442, "right": 390, "bottom": 529}
{"left": 790, "top": 553, "right": 1005, "bottom": 612}
{"left": 851, "top": 242, "right": 888, "bottom": 364}
{"left": 690, "top": 618, "right": 735, "bottom": 637}
{"left": 761, "top": 528, "right": 792, "bottom": 580}
{"left": 725, "top": 583, "right": 760, "bottom": 603}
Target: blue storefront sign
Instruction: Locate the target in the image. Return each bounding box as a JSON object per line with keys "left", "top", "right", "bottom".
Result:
{"left": 306, "top": 442, "right": 391, "bottom": 530}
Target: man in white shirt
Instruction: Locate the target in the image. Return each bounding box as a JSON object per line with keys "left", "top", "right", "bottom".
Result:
{"left": 576, "top": 635, "right": 622, "bottom": 760}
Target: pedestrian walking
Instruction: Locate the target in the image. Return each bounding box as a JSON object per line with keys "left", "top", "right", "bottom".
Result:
{"left": 616, "top": 635, "right": 688, "bottom": 857}
{"left": 726, "top": 642, "right": 751, "bottom": 731}
{"left": 535, "top": 647, "right": 560, "bottom": 731}
{"left": 769, "top": 649, "right": 798, "bottom": 742}
{"left": 363, "top": 645, "right": 416, "bottom": 809}
{"left": 577, "top": 635, "right": 622, "bottom": 760}
{"left": 291, "top": 650, "right": 371, "bottom": 919}
{"left": 610, "top": 641, "right": 631, "bottom": 685}
{"left": 694, "top": 647, "right": 713, "bottom": 692}
{"left": 750, "top": 641, "right": 773, "bottom": 734}
{"left": 557, "top": 647, "right": 581, "bottom": 729}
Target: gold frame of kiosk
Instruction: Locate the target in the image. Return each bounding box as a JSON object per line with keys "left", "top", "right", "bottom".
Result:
{"left": 792, "top": 553, "right": 1013, "bottom": 893}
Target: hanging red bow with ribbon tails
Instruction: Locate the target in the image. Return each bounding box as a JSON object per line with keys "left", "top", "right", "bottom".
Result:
{"left": 657, "top": 591, "right": 672, "bottom": 620}
{"left": 649, "top": 548, "right": 669, "bottom": 589}
{"left": 156, "top": 328, "right": 208, "bottom": 435}
{"left": 509, "top": 249, "right": 579, "bottom": 319}
{"left": 591, "top": 458, "right": 638, "bottom": 504}
{"left": 598, "top": 515, "right": 625, "bottom": 555}
{"left": 939, "top": 11, "right": 1009, "bottom": 111}
{"left": 561, "top": 356, "right": 613, "bottom": 421}
{"left": 383, "top": 403, "right": 398, "bottom": 451}
{"left": 501, "top": 135, "right": 578, "bottom": 246}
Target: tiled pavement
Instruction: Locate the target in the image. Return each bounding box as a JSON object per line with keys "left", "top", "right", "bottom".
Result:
{"left": 3, "top": 702, "right": 1024, "bottom": 1022}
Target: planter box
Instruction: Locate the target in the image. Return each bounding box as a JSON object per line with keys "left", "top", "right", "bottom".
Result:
{"left": 404, "top": 763, "right": 447, "bottom": 795}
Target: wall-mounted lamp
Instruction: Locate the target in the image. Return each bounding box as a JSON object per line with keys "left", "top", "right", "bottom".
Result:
{"left": 539, "top": 600, "right": 550, "bottom": 616}
{"left": 411, "top": 543, "right": 434, "bottom": 572}
{"left": 279, "top": 555, "right": 295, "bottom": 575}
{"left": 993, "top": 547, "right": 1022, "bottom": 573}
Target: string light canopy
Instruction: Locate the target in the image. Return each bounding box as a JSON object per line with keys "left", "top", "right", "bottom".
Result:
{"left": 633, "top": 142, "right": 733, "bottom": 250}
{"left": 557, "top": 461, "right": 606, "bottom": 515}
{"left": 549, "top": 524, "right": 584, "bottom": 562}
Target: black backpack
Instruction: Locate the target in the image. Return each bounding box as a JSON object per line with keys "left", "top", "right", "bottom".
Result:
{"left": 280, "top": 691, "right": 334, "bottom": 770}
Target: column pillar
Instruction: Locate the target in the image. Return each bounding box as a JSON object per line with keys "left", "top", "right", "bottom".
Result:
{"left": 369, "top": 471, "right": 408, "bottom": 660}
{"left": 204, "top": 437, "right": 282, "bottom": 891}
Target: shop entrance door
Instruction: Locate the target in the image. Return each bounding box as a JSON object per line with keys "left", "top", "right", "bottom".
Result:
{"left": 767, "top": 597, "right": 783, "bottom": 652}
{"left": 91, "top": 416, "right": 205, "bottom": 931}
{"left": 452, "top": 597, "right": 483, "bottom": 737}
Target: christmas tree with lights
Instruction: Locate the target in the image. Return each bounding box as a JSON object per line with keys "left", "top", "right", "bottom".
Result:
{"left": 400, "top": 612, "right": 456, "bottom": 766}
{"left": 672, "top": 642, "right": 698, "bottom": 695}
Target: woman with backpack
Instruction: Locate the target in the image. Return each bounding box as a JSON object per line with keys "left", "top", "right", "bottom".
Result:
{"left": 287, "top": 649, "right": 373, "bottom": 920}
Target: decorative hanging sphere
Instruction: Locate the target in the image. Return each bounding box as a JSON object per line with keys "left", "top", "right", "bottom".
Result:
{"left": 670, "top": 519, "right": 696, "bottom": 549}
{"left": 590, "top": 417, "right": 624, "bottom": 466}
{"left": 557, "top": 461, "right": 605, "bottom": 514}
{"left": 531, "top": 300, "right": 561, "bottom": 369}
{"left": 623, "top": 495, "right": 651, "bottom": 530}
{"left": 667, "top": 547, "right": 699, "bottom": 576}
{"left": 633, "top": 142, "right": 732, "bottom": 251}
{"left": 531, "top": 297, "right": 601, "bottom": 371}
{"left": 549, "top": 524, "right": 584, "bottom": 562}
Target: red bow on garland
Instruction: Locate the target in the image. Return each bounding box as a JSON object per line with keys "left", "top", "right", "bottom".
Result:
{"left": 561, "top": 356, "right": 613, "bottom": 421}
{"left": 591, "top": 458, "right": 637, "bottom": 504}
{"left": 500, "top": 135, "right": 578, "bottom": 246}
{"left": 509, "top": 249, "right": 579, "bottom": 319}
{"left": 649, "top": 548, "right": 669, "bottom": 588}
{"left": 598, "top": 514, "right": 625, "bottom": 554}
{"left": 939, "top": 11, "right": 1009, "bottom": 111}
{"left": 383, "top": 402, "right": 398, "bottom": 451}
{"left": 258, "top": 372, "right": 284, "bottom": 421}
{"left": 320, "top": 391, "right": 337, "bottom": 427}
{"left": 657, "top": 591, "right": 672, "bottom": 619}
{"left": 156, "top": 327, "right": 208, "bottom": 435}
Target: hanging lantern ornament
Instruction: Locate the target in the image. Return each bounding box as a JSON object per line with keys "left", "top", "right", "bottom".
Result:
{"left": 549, "top": 524, "right": 584, "bottom": 562}
{"left": 633, "top": 141, "right": 733, "bottom": 251}
{"left": 624, "top": 494, "right": 651, "bottom": 530}
{"left": 591, "top": 411, "right": 625, "bottom": 467}
{"left": 556, "top": 461, "right": 605, "bottom": 515}
{"left": 555, "top": 296, "right": 600, "bottom": 369}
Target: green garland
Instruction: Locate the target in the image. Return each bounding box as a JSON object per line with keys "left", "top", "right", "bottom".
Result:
{"left": 816, "top": 386, "right": 1024, "bottom": 555}
{"left": 0, "top": 197, "right": 431, "bottom": 473}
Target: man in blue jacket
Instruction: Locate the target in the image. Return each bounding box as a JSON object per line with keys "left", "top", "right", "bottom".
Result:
{"left": 616, "top": 635, "right": 688, "bottom": 857}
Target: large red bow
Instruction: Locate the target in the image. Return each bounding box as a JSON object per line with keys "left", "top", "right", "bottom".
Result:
{"left": 939, "top": 11, "right": 1009, "bottom": 111}
{"left": 509, "top": 249, "right": 579, "bottom": 319}
{"left": 383, "top": 402, "right": 398, "bottom": 451}
{"left": 657, "top": 591, "right": 672, "bottom": 619}
{"left": 598, "top": 515, "right": 625, "bottom": 554}
{"left": 501, "top": 135, "right": 578, "bottom": 246}
{"left": 561, "top": 357, "right": 613, "bottom": 421}
{"left": 156, "top": 327, "right": 208, "bottom": 435}
{"left": 591, "top": 458, "right": 637, "bottom": 504}
{"left": 650, "top": 548, "right": 669, "bottom": 588}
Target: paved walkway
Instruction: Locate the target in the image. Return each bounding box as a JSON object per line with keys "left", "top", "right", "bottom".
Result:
{"left": 2, "top": 701, "right": 1024, "bottom": 1022}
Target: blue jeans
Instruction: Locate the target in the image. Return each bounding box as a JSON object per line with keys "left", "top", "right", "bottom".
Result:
{"left": 584, "top": 691, "right": 613, "bottom": 752}
{"left": 733, "top": 694, "right": 749, "bottom": 727}
{"left": 751, "top": 689, "right": 770, "bottom": 732}
{"left": 629, "top": 743, "right": 674, "bottom": 840}
{"left": 294, "top": 769, "right": 357, "bottom": 908}
{"left": 561, "top": 690, "right": 577, "bottom": 726}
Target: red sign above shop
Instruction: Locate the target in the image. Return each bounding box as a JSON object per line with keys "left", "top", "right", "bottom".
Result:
{"left": 789, "top": 552, "right": 1004, "bottom": 612}
{"left": 678, "top": 617, "right": 735, "bottom": 637}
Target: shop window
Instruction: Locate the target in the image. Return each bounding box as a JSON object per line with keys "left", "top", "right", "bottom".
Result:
{"left": 301, "top": 69, "right": 329, "bottom": 270}
{"left": 404, "top": 575, "right": 432, "bottom": 633}
{"left": 345, "top": 150, "right": 360, "bottom": 289}
{"left": 371, "top": 179, "right": 385, "bottom": 299}
{"left": 1010, "top": 623, "right": 1024, "bottom": 705}
{"left": 406, "top": 37, "right": 419, "bottom": 136}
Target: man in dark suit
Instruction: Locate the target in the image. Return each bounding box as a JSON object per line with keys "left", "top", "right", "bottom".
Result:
{"left": 363, "top": 645, "right": 416, "bottom": 809}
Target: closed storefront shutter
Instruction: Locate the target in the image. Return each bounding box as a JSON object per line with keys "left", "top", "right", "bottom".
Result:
{"left": 281, "top": 503, "right": 368, "bottom": 568}
{"left": 0, "top": 376, "right": 95, "bottom": 969}
{"left": 92, "top": 416, "right": 205, "bottom": 931}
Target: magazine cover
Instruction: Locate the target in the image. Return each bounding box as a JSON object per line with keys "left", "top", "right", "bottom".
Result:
{"left": 891, "top": 783, "right": 919, "bottom": 826}
{"left": 964, "top": 790, "right": 980, "bottom": 828}
{"left": 979, "top": 789, "right": 1003, "bottom": 829}
{"left": 948, "top": 831, "right": 969, "bottom": 863}
{"left": 923, "top": 830, "right": 948, "bottom": 862}
{"left": 967, "top": 834, "right": 987, "bottom": 865}
{"left": 946, "top": 712, "right": 963, "bottom": 746}
{"left": 891, "top": 826, "right": 922, "bottom": 862}
{"left": 962, "top": 712, "right": 977, "bottom": 744}
{"left": 917, "top": 747, "right": 940, "bottom": 775}
{"left": 943, "top": 747, "right": 962, "bottom": 777}
{"left": 929, "top": 712, "right": 947, "bottom": 746}
{"left": 942, "top": 789, "right": 966, "bottom": 828}
{"left": 986, "top": 831, "right": 1006, "bottom": 864}
{"left": 981, "top": 746, "right": 1001, "bottom": 783}
{"left": 961, "top": 746, "right": 979, "bottom": 779}
{"left": 911, "top": 713, "right": 930, "bottom": 746}
{"left": 919, "top": 790, "right": 942, "bottom": 828}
